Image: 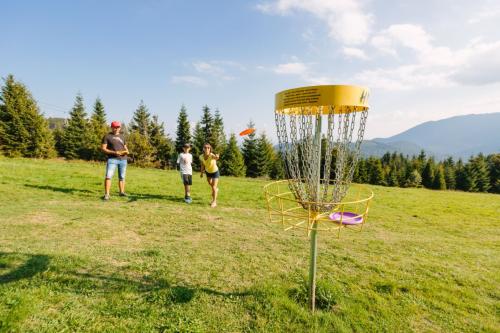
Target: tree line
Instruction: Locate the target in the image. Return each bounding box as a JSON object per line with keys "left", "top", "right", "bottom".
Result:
{"left": 0, "top": 74, "right": 498, "bottom": 193}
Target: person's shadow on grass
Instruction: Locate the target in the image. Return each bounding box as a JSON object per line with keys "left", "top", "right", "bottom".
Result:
{"left": 0, "top": 252, "right": 50, "bottom": 284}
{"left": 24, "top": 183, "right": 95, "bottom": 195}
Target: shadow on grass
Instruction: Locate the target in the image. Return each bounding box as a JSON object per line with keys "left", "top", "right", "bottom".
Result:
{"left": 0, "top": 252, "right": 50, "bottom": 284}
{"left": 127, "top": 193, "right": 207, "bottom": 206}
{"left": 0, "top": 252, "right": 258, "bottom": 308}
{"left": 24, "top": 183, "right": 95, "bottom": 195}
{"left": 23, "top": 184, "right": 194, "bottom": 205}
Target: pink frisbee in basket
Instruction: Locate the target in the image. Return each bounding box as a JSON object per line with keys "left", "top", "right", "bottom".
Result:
{"left": 329, "top": 211, "right": 363, "bottom": 225}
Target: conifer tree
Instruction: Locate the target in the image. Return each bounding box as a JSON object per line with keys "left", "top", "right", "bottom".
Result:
{"left": 386, "top": 167, "right": 399, "bottom": 187}
{"left": 191, "top": 122, "right": 204, "bottom": 170}
{"left": 455, "top": 159, "right": 467, "bottom": 191}
{"left": 0, "top": 75, "right": 55, "bottom": 158}
{"left": 221, "top": 133, "right": 246, "bottom": 177}
{"left": 421, "top": 159, "right": 435, "bottom": 188}
{"left": 368, "top": 158, "right": 385, "bottom": 185}
{"left": 130, "top": 100, "right": 152, "bottom": 137}
{"left": 88, "top": 97, "right": 108, "bottom": 160}
{"left": 463, "top": 161, "right": 478, "bottom": 192}
{"left": 406, "top": 169, "right": 422, "bottom": 188}
{"left": 210, "top": 109, "right": 227, "bottom": 171}
{"left": 150, "top": 115, "right": 174, "bottom": 168}
{"left": 200, "top": 105, "right": 213, "bottom": 144}
{"left": 487, "top": 154, "right": 500, "bottom": 193}
{"left": 175, "top": 105, "right": 191, "bottom": 153}
{"left": 61, "top": 93, "right": 89, "bottom": 159}
{"left": 256, "top": 133, "right": 275, "bottom": 177}
{"left": 269, "top": 150, "right": 285, "bottom": 180}
{"left": 210, "top": 109, "right": 226, "bottom": 154}
{"left": 443, "top": 157, "right": 456, "bottom": 190}
{"left": 432, "top": 165, "right": 446, "bottom": 190}
{"left": 471, "top": 154, "right": 490, "bottom": 192}
{"left": 242, "top": 121, "right": 260, "bottom": 177}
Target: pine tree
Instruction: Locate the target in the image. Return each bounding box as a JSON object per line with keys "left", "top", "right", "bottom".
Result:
{"left": 269, "top": 150, "right": 285, "bottom": 180}
{"left": 471, "top": 154, "right": 490, "bottom": 192}
{"left": 0, "top": 75, "right": 55, "bottom": 158}
{"left": 387, "top": 167, "right": 399, "bottom": 187}
{"left": 463, "top": 161, "right": 478, "bottom": 192}
{"left": 354, "top": 159, "right": 369, "bottom": 184}
{"left": 150, "top": 115, "right": 174, "bottom": 168}
{"left": 211, "top": 109, "right": 226, "bottom": 153}
{"left": 175, "top": 105, "right": 191, "bottom": 153}
{"left": 88, "top": 97, "right": 108, "bottom": 160}
{"left": 61, "top": 93, "right": 89, "bottom": 159}
{"left": 368, "top": 158, "right": 385, "bottom": 185}
{"left": 443, "top": 157, "right": 456, "bottom": 190}
{"left": 256, "top": 133, "right": 275, "bottom": 177}
{"left": 416, "top": 150, "right": 426, "bottom": 174}
{"left": 455, "top": 159, "right": 467, "bottom": 191}
{"left": 200, "top": 105, "right": 213, "bottom": 144}
{"left": 421, "top": 159, "right": 435, "bottom": 188}
{"left": 242, "top": 121, "right": 260, "bottom": 177}
{"left": 210, "top": 109, "right": 227, "bottom": 171}
{"left": 130, "top": 100, "right": 152, "bottom": 137}
{"left": 191, "top": 122, "right": 204, "bottom": 170}
{"left": 487, "top": 154, "right": 500, "bottom": 193}
{"left": 432, "top": 165, "right": 446, "bottom": 190}
{"left": 220, "top": 133, "right": 246, "bottom": 177}
{"left": 405, "top": 169, "right": 422, "bottom": 188}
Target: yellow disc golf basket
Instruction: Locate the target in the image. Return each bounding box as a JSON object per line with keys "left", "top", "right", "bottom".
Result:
{"left": 263, "top": 85, "right": 373, "bottom": 311}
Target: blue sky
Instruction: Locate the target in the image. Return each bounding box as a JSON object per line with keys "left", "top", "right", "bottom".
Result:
{"left": 2, "top": 0, "right": 500, "bottom": 141}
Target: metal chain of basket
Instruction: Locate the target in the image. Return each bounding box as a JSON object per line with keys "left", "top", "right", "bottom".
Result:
{"left": 275, "top": 107, "right": 368, "bottom": 212}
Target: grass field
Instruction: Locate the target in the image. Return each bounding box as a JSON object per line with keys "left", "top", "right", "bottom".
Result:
{"left": 0, "top": 157, "right": 499, "bottom": 332}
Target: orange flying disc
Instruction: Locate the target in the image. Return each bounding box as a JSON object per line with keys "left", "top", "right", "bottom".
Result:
{"left": 239, "top": 128, "right": 255, "bottom": 136}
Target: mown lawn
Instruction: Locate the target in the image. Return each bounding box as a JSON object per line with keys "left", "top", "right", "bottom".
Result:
{"left": 0, "top": 157, "right": 499, "bottom": 332}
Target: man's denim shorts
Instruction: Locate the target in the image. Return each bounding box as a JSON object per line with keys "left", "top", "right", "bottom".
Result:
{"left": 105, "top": 158, "right": 127, "bottom": 180}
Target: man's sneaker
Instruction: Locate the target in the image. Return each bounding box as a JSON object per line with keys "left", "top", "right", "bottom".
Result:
{"left": 119, "top": 192, "right": 128, "bottom": 197}
{"left": 185, "top": 197, "right": 192, "bottom": 204}
{"left": 103, "top": 194, "right": 110, "bottom": 201}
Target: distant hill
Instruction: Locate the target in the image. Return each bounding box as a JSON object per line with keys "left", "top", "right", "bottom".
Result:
{"left": 362, "top": 113, "right": 500, "bottom": 160}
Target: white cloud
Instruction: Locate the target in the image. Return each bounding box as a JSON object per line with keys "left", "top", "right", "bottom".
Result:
{"left": 342, "top": 47, "right": 369, "bottom": 60}
{"left": 257, "top": 0, "right": 373, "bottom": 45}
{"left": 270, "top": 60, "right": 333, "bottom": 84}
{"left": 452, "top": 41, "right": 500, "bottom": 85}
{"left": 360, "top": 24, "right": 500, "bottom": 90}
{"left": 468, "top": 6, "right": 500, "bottom": 24}
{"left": 193, "top": 61, "right": 224, "bottom": 75}
{"left": 171, "top": 76, "right": 207, "bottom": 86}
{"left": 273, "top": 62, "right": 309, "bottom": 75}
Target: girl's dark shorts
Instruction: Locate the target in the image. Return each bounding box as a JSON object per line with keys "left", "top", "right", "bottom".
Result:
{"left": 205, "top": 170, "right": 220, "bottom": 179}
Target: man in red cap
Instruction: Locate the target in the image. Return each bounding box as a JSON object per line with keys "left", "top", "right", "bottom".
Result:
{"left": 101, "top": 121, "right": 129, "bottom": 200}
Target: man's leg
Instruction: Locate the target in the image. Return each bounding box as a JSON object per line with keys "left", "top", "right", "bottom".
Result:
{"left": 105, "top": 178, "right": 111, "bottom": 195}
{"left": 104, "top": 159, "right": 117, "bottom": 199}
{"left": 118, "top": 160, "right": 127, "bottom": 195}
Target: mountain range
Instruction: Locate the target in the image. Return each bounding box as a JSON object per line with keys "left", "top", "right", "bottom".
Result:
{"left": 362, "top": 113, "right": 500, "bottom": 160}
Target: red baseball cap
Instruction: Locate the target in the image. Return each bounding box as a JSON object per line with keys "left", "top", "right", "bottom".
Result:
{"left": 111, "top": 121, "right": 121, "bottom": 128}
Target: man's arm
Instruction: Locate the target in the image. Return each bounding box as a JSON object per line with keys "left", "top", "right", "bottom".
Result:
{"left": 101, "top": 143, "right": 119, "bottom": 156}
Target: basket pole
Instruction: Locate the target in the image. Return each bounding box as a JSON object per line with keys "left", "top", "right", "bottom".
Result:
{"left": 308, "top": 114, "right": 322, "bottom": 311}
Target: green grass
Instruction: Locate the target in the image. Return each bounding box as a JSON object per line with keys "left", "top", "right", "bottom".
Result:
{"left": 0, "top": 157, "right": 499, "bottom": 332}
